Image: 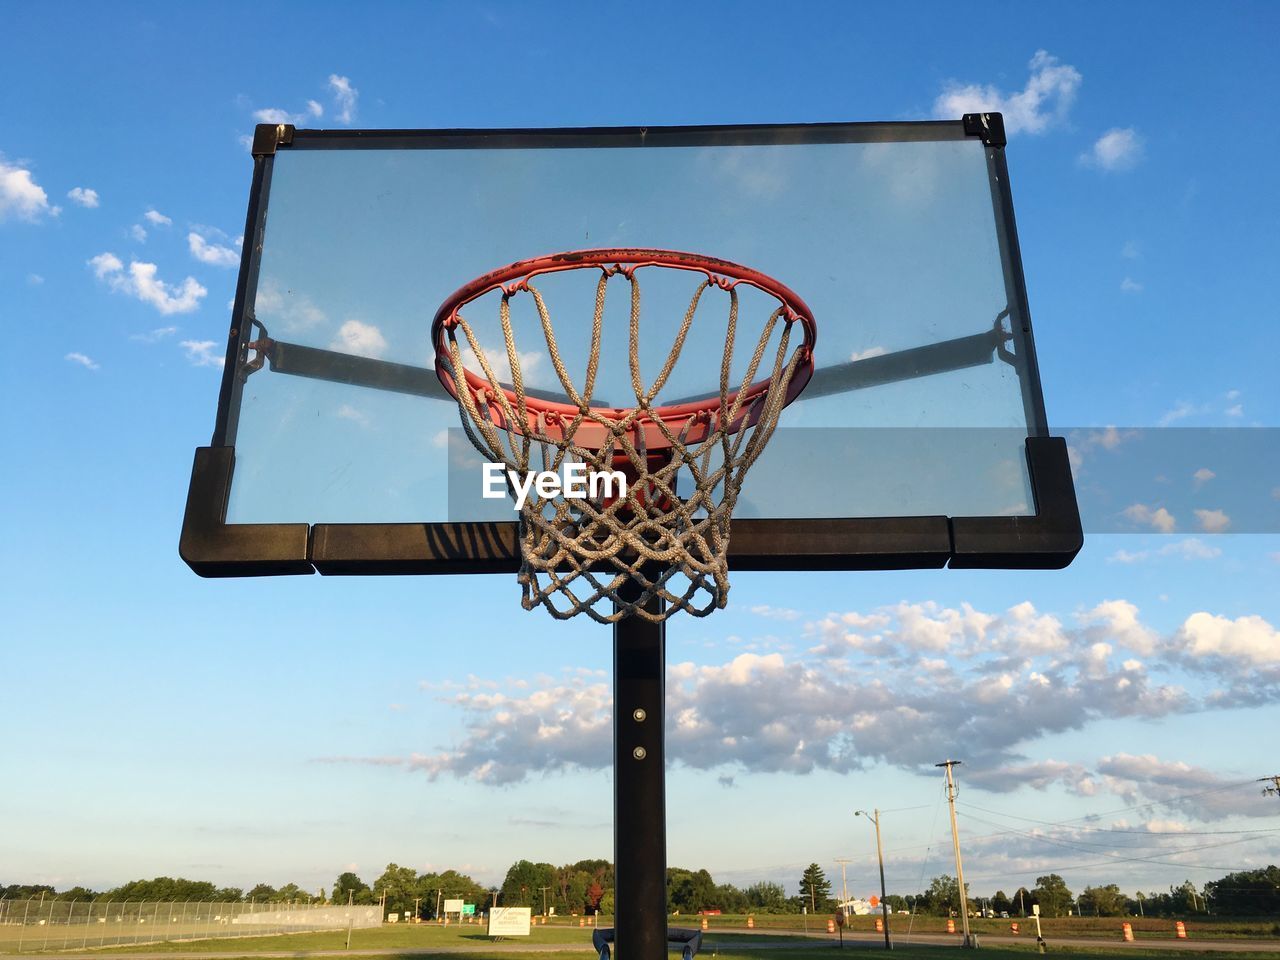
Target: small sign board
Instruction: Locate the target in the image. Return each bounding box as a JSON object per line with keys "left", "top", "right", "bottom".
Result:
{"left": 487, "top": 907, "right": 532, "bottom": 937}
{"left": 462, "top": 904, "right": 476, "bottom": 916}
{"left": 444, "top": 899, "right": 464, "bottom": 915}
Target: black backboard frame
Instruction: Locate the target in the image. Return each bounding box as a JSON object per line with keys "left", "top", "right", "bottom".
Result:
{"left": 181, "top": 115, "right": 1082, "bottom": 578}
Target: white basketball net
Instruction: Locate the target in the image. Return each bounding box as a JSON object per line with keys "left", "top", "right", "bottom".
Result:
{"left": 438, "top": 261, "right": 809, "bottom": 623}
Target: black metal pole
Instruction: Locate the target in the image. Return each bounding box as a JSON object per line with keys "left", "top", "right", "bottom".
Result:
{"left": 613, "top": 590, "right": 667, "bottom": 959}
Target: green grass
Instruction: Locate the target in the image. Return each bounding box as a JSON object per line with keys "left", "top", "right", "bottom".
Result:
{"left": 12, "top": 919, "right": 1280, "bottom": 959}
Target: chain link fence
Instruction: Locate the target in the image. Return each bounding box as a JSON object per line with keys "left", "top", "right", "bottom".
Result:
{"left": 0, "top": 899, "right": 381, "bottom": 953}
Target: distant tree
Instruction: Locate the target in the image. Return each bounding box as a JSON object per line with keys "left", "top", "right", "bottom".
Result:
{"left": 374, "top": 864, "right": 419, "bottom": 915}
{"left": 991, "top": 891, "right": 1011, "bottom": 915}
{"left": 923, "top": 876, "right": 961, "bottom": 916}
{"left": 274, "top": 883, "right": 313, "bottom": 903}
{"left": 1078, "top": 884, "right": 1126, "bottom": 917}
{"left": 798, "top": 864, "right": 832, "bottom": 913}
{"left": 1032, "top": 875, "right": 1073, "bottom": 918}
{"left": 332, "top": 872, "right": 373, "bottom": 906}
{"left": 1205, "top": 866, "right": 1280, "bottom": 916}
{"left": 668, "top": 868, "right": 716, "bottom": 914}
{"left": 109, "top": 878, "right": 218, "bottom": 901}
{"left": 500, "top": 861, "right": 556, "bottom": 911}
{"left": 214, "top": 888, "right": 244, "bottom": 902}
{"left": 420, "top": 869, "right": 488, "bottom": 915}
{"left": 714, "top": 883, "right": 748, "bottom": 914}
{"left": 745, "top": 881, "right": 787, "bottom": 912}
{"left": 1010, "top": 887, "right": 1035, "bottom": 915}
{"left": 1, "top": 885, "right": 55, "bottom": 900}
{"left": 246, "top": 883, "right": 278, "bottom": 902}
{"left": 882, "top": 894, "right": 907, "bottom": 913}
{"left": 59, "top": 886, "right": 101, "bottom": 901}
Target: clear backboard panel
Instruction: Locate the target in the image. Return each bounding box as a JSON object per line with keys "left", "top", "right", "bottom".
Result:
{"left": 182, "top": 116, "right": 1081, "bottom": 576}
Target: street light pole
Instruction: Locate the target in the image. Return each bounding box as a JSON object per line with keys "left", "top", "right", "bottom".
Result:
{"left": 856, "top": 809, "right": 892, "bottom": 950}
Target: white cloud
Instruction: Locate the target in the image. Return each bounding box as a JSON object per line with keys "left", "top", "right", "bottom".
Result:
{"left": 1108, "top": 538, "right": 1222, "bottom": 564}
{"left": 1095, "top": 753, "right": 1258, "bottom": 819}
{"left": 1123, "top": 503, "right": 1176, "bottom": 533}
{"left": 336, "top": 404, "right": 370, "bottom": 428}
{"left": 1193, "top": 508, "right": 1230, "bottom": 533}
{"left": 67, "top": 187, "right": 99, "bottom": 208}
{"left": 933, "top": 50, "right": 1081, "bottom": 135}
{"left": 88, "top": 252, "right": 207, "bottom": 315}
{"left": 1121, "top": 240, "right": 1140, "bottom": 259}
{"left": 254, "top": 282, "right": 327, "bottom": 333}
{"left": 329, "top": 74, "right": 358, "bottom": 124}
{"left": 65, "top": 352, "right": 99, "bottom": 370}
{"left": 365, "top": 598, "right": 1261, "bottom": 785}
{"left": 850, "top": 346, "right": 887, "bottom": 362}
{"left": 1120, "top": 277, "right": 1143, "bottom": 293}
{"left": 130, "top": 326, "right": 179, "bottom": 343}
{"left": 88, "top": 252, "right": 123, "bottom": 278}
{"left": 456, "top": 341, "right": 544, "bottom": 387}
{"left": 0, "top": 158, "right": 53, "bottom": 221}
{"left": 253, "top": 108, "right": 296, "bottom": 124}
{"left": 307, "top": 99, "right": 324, "bottom": 118}
{"left": 749, "top": 605, "right": 803, "bottom": 622}
{"left": 143, "top": 209, "right": 171, "bottom": 226}
{"left": 330, "top": 319, "right": 388, "bottom": 358}
{"left": 187, "top": 231, "right": 239, "bottom": 267}
{"left": 1192, "top": 467, "right": 1215, "bottom": 488}
{"left": 1178, "top": 612, "right": 1280, "bottom": 667}
{"left": 1078, "top": 600, "right": 1158, "bottom": 655}
{"left": 28, "top": 273, "right": 44, "bottom": 285}
{"left": 129, "top": 224, "right": 147, "bottom": 243}
{"left": 1081, "top": 127, "right": 1144, "bottom": 171}
{"left": 1225, "top": 403, "right": 1243, "bottom": 417}
{"left": 180, "top": 340, "right": 224, "bottom": 368}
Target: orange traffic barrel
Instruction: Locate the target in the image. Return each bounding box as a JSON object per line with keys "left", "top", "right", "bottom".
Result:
{"left": 701, "top": 917, "right": 709, "bottom": 931}
{"left": 747, "top": 916, "right": 755, "bottom": 929}
{"left": 947, "top": 919, "right": 956, "bottom": 934}
{"left": 1176, "top": 921, "right": 1188, "bottom": 939}
{"left": 875, "top": 917, "right": 884, "bottom": 933}
{"left": 1011, "top": 922, "right": 1020, "bottom": 935}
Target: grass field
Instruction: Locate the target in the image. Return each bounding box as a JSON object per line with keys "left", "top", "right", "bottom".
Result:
{"left": 8, "top": 919, "right": 1270, "bottom": 960}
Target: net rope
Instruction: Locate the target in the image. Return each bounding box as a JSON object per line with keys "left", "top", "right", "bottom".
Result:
{"left": 439, "top": 262, "right": 808, "bottom": 623}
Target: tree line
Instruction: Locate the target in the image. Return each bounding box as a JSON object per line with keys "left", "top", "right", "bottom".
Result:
{"left": 6, "top": 864, "right": 1276, "bottom": 918}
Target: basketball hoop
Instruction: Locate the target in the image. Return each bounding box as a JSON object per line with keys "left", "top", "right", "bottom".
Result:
{"left": 432, "top": 248, "right": 816, "bottom": 622}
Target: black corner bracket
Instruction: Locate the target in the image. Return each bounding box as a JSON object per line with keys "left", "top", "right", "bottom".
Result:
{"left": 963, "top": 112, "right": 1007, "bottom": 147}
{"left": 179, "top": 447, "right": 312, "bottom": 576}
{"left": 250, "top": 123, "right": 296, "bottom": 158}
{"left": 949, "top": 436, "right": 1083, "bottom": 569}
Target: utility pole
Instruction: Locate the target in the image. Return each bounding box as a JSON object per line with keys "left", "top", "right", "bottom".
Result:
{"left": 413, "top": 898, "right": 421, "bottom": 923}
{"left": 937, "top": 760, "right": 975, "bottom": 949}
{"left": 834, "top": 859, "right": 851, "bottom": 916}
{"left": 855, "top": 809, "right": 892, "bottom": 950}
{"left": 538, "top": 886, "right": 552, "bottom": 917}
{"left": 810, "top": 881, "right": 817, "bottom": 915}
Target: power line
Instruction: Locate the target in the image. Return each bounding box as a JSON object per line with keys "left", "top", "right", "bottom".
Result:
{"left": 958, "top": 810, "right": 1270, "bottom": 872}
{"left": 957, "top": 798, "right": 1280, "bottom": 836}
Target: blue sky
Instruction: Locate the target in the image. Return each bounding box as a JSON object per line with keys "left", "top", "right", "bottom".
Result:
{"left": 2, "top": 1, "right": 1278, "bottom": 902}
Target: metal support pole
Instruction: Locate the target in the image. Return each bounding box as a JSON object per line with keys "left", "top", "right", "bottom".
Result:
{"left": 613, "top": 586, "right": 667, "bottom": 960}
